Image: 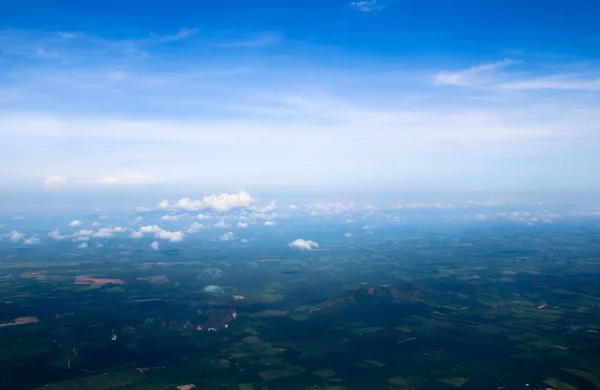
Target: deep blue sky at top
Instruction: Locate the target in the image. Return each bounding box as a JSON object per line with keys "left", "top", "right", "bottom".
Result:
{"left": 4, "top": 0, "right": 599, "bottom": 59}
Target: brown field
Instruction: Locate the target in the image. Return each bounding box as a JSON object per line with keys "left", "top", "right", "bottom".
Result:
{"left": 74, "top": 275, "right": 125, "bottom": 286}
{"left": 0, "top": 316, "right": 39, "bottom": 327}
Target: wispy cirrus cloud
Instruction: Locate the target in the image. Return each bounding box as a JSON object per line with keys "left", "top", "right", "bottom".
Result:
{"left": 350, "top": 0, "right": 385, "bottom": 12}
{"left": 432, "top": 59, "right": 516, "bottom": 87}
{"left": 150, "top": 27, "right": 199, "bottom": 43}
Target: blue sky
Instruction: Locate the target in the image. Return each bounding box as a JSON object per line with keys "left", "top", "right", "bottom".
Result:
{"left": 1, "top": 0, "right": 599, "bottom": 198}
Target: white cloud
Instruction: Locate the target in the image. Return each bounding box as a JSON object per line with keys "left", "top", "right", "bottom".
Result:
{"left": 131, "top": 231, "right": 143, "bottom": 238}
{"left": 163, "top": 191, "right": 256, "bottom": 212}
{"left": 350, "top": 0, "right": 385, "bottom": 12}
{"left": 264, "top": 221, "right": 276, "bottom": 226}
{"left": 203, "top": 285, "right": 223, "bottom": 294}
{"left": 69, "top": 220, "right": 82, "bottom": 227}
{"left": 344, "top": 232, "right": 353, "bottom": 237}
{"left": 98, "top": 215, "right": 110, "bottom": 220}
{"left": 186, "top": 222, "right": 204, "bottom": 233}
{"left": 92, "top": 221, "right": 99, "bottom": 226}
{"left": 113, "top": 226, "right": 125, "bottom": 233}
{"left": 134, "top": 216, "right": 143, "bottom": 223}
{"left": 77, "top": 242, "right": 88, "bottom": 248}
{"left": 43, "top": 175, "right": 67, "bottom": 188}
{"left": 150, "top": 241, "right": 159, "bottom": 251}
{"left": 214, "top": 220, "right": 230, "bottom": 228}
{"left": 93, "top": 228, "right": 114, "bottom": 238}
{"left": 288, "top": 205, "right": 298, "bottom": 210}
{"left": 48, "top": 229, "right": 68, "bottom": 240}
{"left": 432, "top": 59, "right": 515, "bottom": 87}
{"left": 139, "top": 225, "right": 162, "bottom": 234}
{"left": 12, "top": 216, "right": 25, "bottom": 221}
{"left": 74, "top": 229, "right": 94, "bottom": 236}
{"left": 23, "top": 237, "right": 40, "bottom": 245}
{"left": 237, "top": 222, "right": 248, "bottom": 228}
{"left": 196, "top": 213, "right": 211, "bottom": 220}
{"left": 161, "top": 214, "right": 187, "bottom": 221}
{"left": 288, "top": 238, "right": 319, "bottom": 250}
{"left": 250, "top": 200, "right": 277, "bottom": 213}
{"left": 240, "top": 238, "right": 248, "bottom": 243}
{"left": 155, "top": 230, "right": 184, "bottom": 242}
{"left": 136, "top": 206, "right": 150, "bottom": 212}
{"left": 152, "top": 27, "right": 199, "bottom": 42}
{"left": 310, "top": 202, "right": 356, "bottom": 215}
{"left": 158, "top": 199, "right": 170, "bottom": 209}
{"left": 219, "top": 231, "right": 234, "bottom": 242}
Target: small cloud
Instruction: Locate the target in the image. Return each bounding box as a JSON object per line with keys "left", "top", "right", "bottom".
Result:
{"left": 24, "top": 237, "right": 41, "bottom": 245}
{"left": 163, "top": 191, "right": 257, "bottom": 212}
{"left": 93, "top": 228, "right": 114, "bottom": 238}
{"left": 155, "top": 230, "right": 184, "bottom": 242}
{"left": 43, "top": 175, "right": 67, "bottom": 188}
{"left": 131, "top": 231, "right": 143, "bottom": 238}
{"left": 203, "top": 285, "right": 223, "bottom": 294}
{"left": 12, "top": 216, "right": 25, "bottom": 221}
{"left": 136, "top": 206, "right": 150, "bottom": 212}
{"left": 161, "top": 214, "right": 187, "bottom": 221}
{"left": 220, "top": 231, "right": 234, "bottom": 242}
{"left": 289, "top": 239, "right": 319, "bottom": 250}
{"left": 344, "top": 233, "right": 353, "bottom": 238}
{"left": 264, "top": 221, "right": 276, "bottom": 226}
{"left": 69, "top": 220, "right": 82, "bottom": 227}
{"left": 74, "top": 229, "right": 94, "bottom": 237}
{"left": 350, "top": 0, "right": 385, "bottom": 12}
{"left": 432, "top": 59, "right": 515, "bottom": 87}
{"left": 288, "top": 205, "right": 298, "bottom": 210}
{"left": 187, "top": 222, "right": 204, "bottom": 233}
{"left": 214, "top": 221, "right": 230, "bottom": 228}
{"left": 92, "top": 221, "right": 99, "bottom": 226}
{"left": 237, "top": 222, "right": 248, "bottom": 228}
{"left": 48, "top": 230, "right": 68, "bottom": 240}
{"left": 197, "top": 213, "right": 211, "bottom": 219}
{"left": 158, "top": 200, "right": 170, "bottom": 209}
{"left": 98, "top": 215, "right": 110, "bottom": 220}
{"left": 77, "top": 242, "right": 88, "bottom": 249}
{"left": 139, "top": 225, "right": 162, "bottom": 234}
{"left": 240, "top": 238, "right": 248, "bottom": 243}
{"left": 96, "top": 242, "right": 104, "bottom": 248}
{"left": 97, "top": 174, "right": 158, "bottom": 185}
{"left": 150, "top": 241, "right": 159, "bottom": 251}
{"left": 152, "top": 27, "right": 199, "bottom": 42}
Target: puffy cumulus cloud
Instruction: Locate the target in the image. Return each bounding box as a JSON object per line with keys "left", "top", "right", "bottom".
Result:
{"left": 240, "top": 238, "right": 248, "bottom": 243}
{"left": 264, "top": 221, "right": 276, "bottom": 226}
{"left": 131, "top": 231, "right": 143, "bottom": 238}
{"left": 92, "top": 221, "right": 99, "bottom": 226}
{"left": 203, "top": 285, "right": 223, "bottom": 294}
{"left": 77, "top": 242, "right": 88, "bottom": 249}
{"left": 74, "top": 229, "right": 94, "bottom": 237}
{"left": 196, "top": 213, "right": 211, "bottom": 220}
{"left": 250, "top": 200, "right": 278, "bottom": 213}
{"left": 150, "top": 241, "right": 159, "bottom": 251}
{"left": 113, "top": 227, "right": 125, "bottom": 233}
{"left": 161, "top": 214, "right": 188, "bottom": 221}
{"left": 309, "top": 202, "right": 356, "bottom": 215}
{"left": 289, "top": 239, "right": 319, "bottom": 250}
{"left": 186, "top": 222, "right": 204, "bottom": 234}
{"left": 92, "top": 228, "right": 113, "bottom": 238}
{"left": 344, "top": 233, "right": 353, "bottom": 237}
{"left": 155, "top": 230, "right": 184, "bottom": 242}
{"left": 219, "top": 231, "right": 234, "bottom": 242}
{"left": 214, "top": 221, "right": 230, "bottom": 228}
{"left": 237, "top": 222, "right": 248, "bottom": 228}
{"left": 48, "top": 230, "right": 68, "bottom": 240}
{"left": 139, "top": 225, "right": 162, "bottom": 234}
{"left": 159, "top": 191, "right": 258, "bottom": 212}
{"left": 69, "top": 220, "right": 82, "bottom": 227}
{"left": 9, "top": 231, "right": 25, "bottom": 242}
{"left": 43, "top": 175, "right": 67, "bottom": 188}
{"left": 24, "top": 237, "right": 41, "bottom": 245}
